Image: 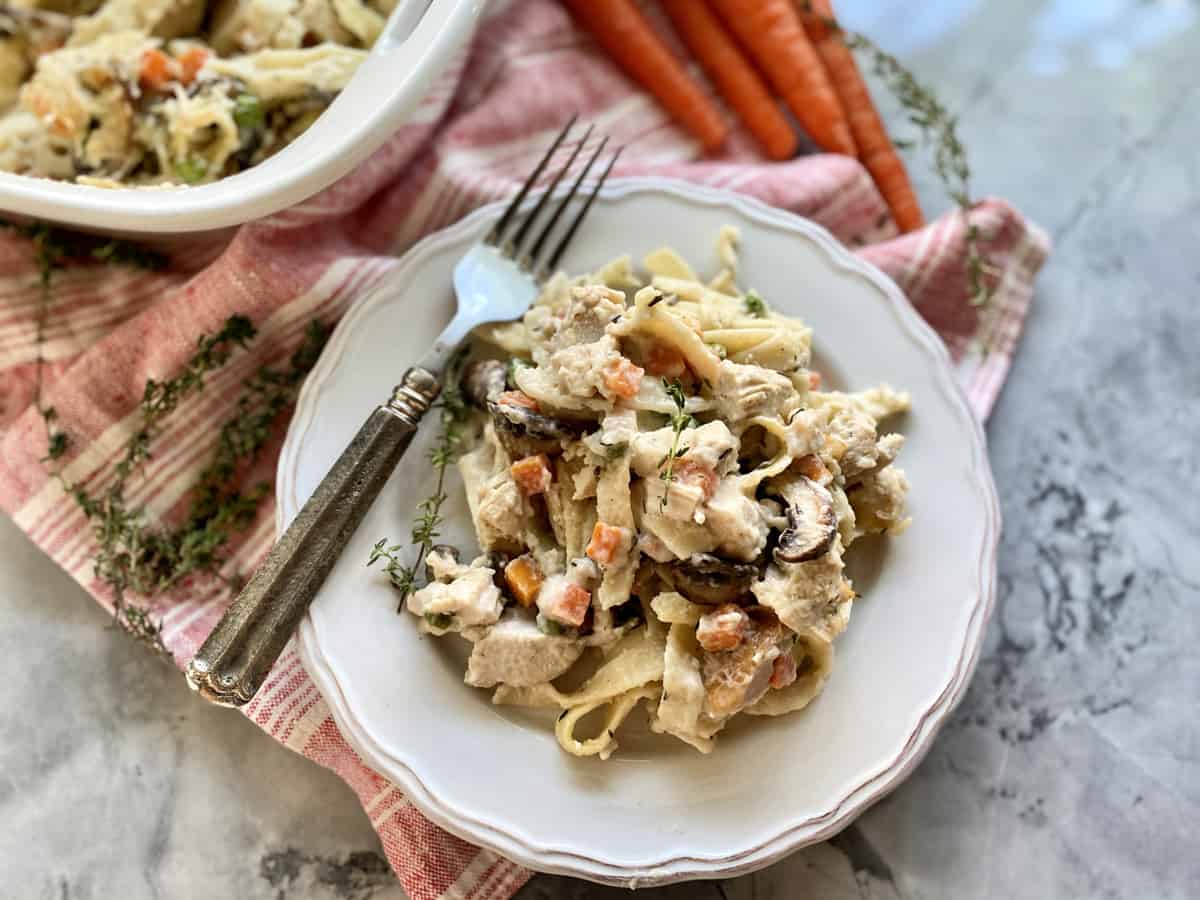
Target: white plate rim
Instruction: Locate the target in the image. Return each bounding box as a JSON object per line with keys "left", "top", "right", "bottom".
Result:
{"left": 280, "top": 176, "right": 1000, "bottom": 885}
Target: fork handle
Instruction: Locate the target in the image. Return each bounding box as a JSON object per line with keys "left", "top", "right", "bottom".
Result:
{"left": 185, "top": 367, "right": 441, "bottom": 707}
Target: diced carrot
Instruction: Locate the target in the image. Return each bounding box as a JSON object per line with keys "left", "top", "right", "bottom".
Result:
{"left": 808, "top": 370, "right": 822, "bottom": 390}
{"left": 673, "top": 458, "right": 718, "bottom": 501}
{"left": 139, "top": 49, "right": 176, "bottom": 91}
{"left": 504, "top": 556, "right": 544, "bottom": 607}
{"left": 770, "top": 653, "right": 798, "bottom": 689}
{"left": 178, "top": 47, "right": 209, "bottom": 85}
{"left": 602, "top": 357, "right": 644, "bottom": 400}
{"left": 643, "top": 343, "right": 687, "bottom": 378}
{"left": 696, "top": 604, "right": 750, "bottom": 652}
{"left": 26, "top": 92, "right": 71, "bottom": 137}
{"left": 586, "top": 521, "right": 630, "bottom": 567}
{"left": 795, "top": 453, "right": 829, "bottom": 483}
{"left": 497, "top": 390, "right": 539, "bottom": 411}
{"left": 510, "top": 454, "right": 553, "bottom": 495}
{"left": 545, "top": 582, "right": 591, "bottom": 628}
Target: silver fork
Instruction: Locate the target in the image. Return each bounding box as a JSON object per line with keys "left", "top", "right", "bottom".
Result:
{"left": 186, "top": 120, "right": 621, "bottom": 707}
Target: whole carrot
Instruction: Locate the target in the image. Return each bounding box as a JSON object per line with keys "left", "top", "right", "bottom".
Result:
{"left": 660, "top": 0, "right": 797, "bottom": 160}
{"left": 708, "top": 0, "right": 855, "bottom": 156}
{"left": 562, "top": 0, "right": 728, "bottom": 152}
{"left": 800, "top": 0, "right": 923, "bottom": 231}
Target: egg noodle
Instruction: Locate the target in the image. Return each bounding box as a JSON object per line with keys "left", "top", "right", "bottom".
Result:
{"left": 404, "top": 226, "right": 912, "bottom": 759}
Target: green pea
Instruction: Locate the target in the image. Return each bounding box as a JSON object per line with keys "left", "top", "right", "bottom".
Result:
{"left": 173, "top": 158, "right": 207, "bottom": 184}
{"left": 233, "top": 94, "right": 264, "bottom": 131}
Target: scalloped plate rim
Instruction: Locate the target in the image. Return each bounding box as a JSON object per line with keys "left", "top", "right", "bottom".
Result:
{"left": 279, "top": 176, "right": 999, "bottom": 885}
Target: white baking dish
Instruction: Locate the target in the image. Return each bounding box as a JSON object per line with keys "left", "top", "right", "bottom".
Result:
{"left": 0, "top": 0, "right": 483, "bottom": 234}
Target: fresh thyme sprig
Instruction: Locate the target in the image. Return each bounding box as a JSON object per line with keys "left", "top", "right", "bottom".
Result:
{"left": 838, "top": 30, "right": 995, "bottom": 308}
{"left": 797, "top": 6, "right": 997, "bottom": 309}
{"left": 369, "top": 348, "right": 472, "bottom": 609}
{"left": 38, "top": 311, "right": 326, "bottom": 652}
{"left": 6, "top": 220, "right": 328, "bottom": 655}
{"left": 45, "top": 317, "right": 328, "bottom": 653}
{"left": 659, "top": 378, "right": 696, "bottom": 510}
{"left": 157, "top": 320, "right": 330, "bottom": 589}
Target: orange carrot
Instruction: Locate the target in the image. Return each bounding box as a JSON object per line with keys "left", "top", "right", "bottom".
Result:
{"left": 708, "top": 0, "right": 856, "bottom": 156}
{"left": 601, "top": 356, "right": 644, "bottom": 400}
{"left": 672, "top": 458, "right": 718, "bottom": 501}
{"left": 696, "top": 603, "right": 750, "bottom": 652}
{"left": 643, "top": 342, "right": 687, "bottom": 377}
{"left": 562, "top": 0, "right": 728, "bottom": 152}
{"left": 586, "top": 521, "right": 631, "bottom": 566}
{"left": 543, "top": 582, "right": 591, "bottom": 628}
{"left": 504, "top": 556, "right": 544, "bottom": 607}
{"left": 659, "top": 0, "right": 797, "bottom": 160}
{"left": 511, "top": 454, "right": 553, "bottom": 496}
{"left": 497, "top": 390, "right": 539, "bottom": 411}
{"left": 799, "top": 0, "right": 923, "bottom": 231}
{"left": 177, "top": 47, "right": 209, "bottom": 85}
{"left": 138, "top": 48, "right": 175, "bottom": 92}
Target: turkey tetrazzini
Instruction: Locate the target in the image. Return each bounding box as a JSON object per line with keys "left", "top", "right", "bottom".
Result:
{"left": 0, "top": 0, "right": 381, "bottom": 185}
{"left": 395, "top": 226, "right": 912, "bottom": 759}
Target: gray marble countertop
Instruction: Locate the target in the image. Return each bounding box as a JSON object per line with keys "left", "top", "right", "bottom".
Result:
{"left": 3, "top": 1, "right": 1198, "bottom": 898}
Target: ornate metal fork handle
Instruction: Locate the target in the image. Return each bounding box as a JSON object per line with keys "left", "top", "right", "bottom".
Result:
{"left": 185, "top": 368, "right": 440, "bottom": 706}
{"left": 187, "top": 119, "right": 620, "bottom": 708}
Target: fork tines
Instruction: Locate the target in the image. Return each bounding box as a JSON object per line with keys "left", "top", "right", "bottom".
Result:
{"left": 484, "top": 118, "right": 622, "bottom": 282}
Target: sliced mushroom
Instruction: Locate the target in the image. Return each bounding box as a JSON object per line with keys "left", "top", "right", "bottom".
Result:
{"left": 488, "top": 392, "right": 582, "bottom": 457}
{"left": 462, "top": 359, "right": 507, "bottom": 407}
{"left": 631, "top": 557, "right": 664, "bottom": 603}
{"left": 774, "top": 477, "right": 837, "bottom": 564}
{"left": 658, "top": 553, "right": 759, "bottom": 605}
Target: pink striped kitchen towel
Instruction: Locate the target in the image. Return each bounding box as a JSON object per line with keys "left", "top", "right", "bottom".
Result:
{"left": 0, "top": 1, "right": 1049, "bottom": 898}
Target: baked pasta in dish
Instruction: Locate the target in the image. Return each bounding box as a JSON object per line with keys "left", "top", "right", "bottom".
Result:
{"left": 0, "top": 0, "right": 386, "bottom": 185}
{"left": 401, "top": 227, "right": 912, "bottom": 759}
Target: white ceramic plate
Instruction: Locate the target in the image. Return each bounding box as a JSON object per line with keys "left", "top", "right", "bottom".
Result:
{"left": 0, "top": 0, "right": 482, "bottom": 233}
{"left": 280, "top": 178, "right": 998, "bottom": 886}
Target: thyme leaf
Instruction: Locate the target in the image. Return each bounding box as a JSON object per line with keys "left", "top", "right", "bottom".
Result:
{"left": 659, "top": 378, "right": 696, "bottom": 510}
